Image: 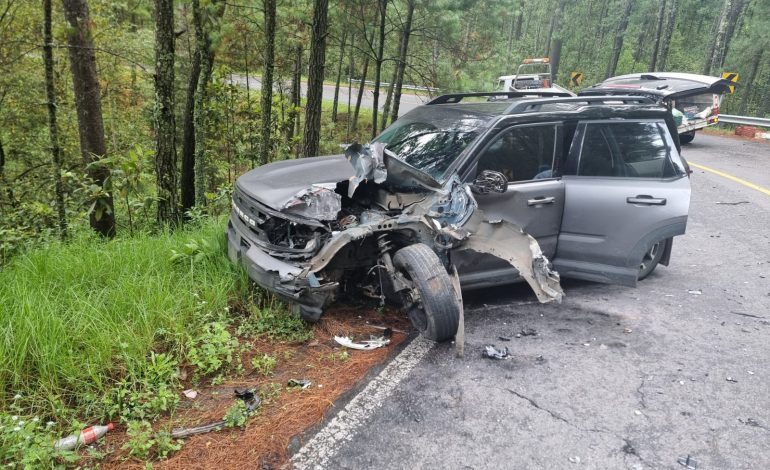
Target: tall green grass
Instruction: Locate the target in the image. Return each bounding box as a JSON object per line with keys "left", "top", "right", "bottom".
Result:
{"left": 0, "top": 219, "right": 247, "bottom": 419}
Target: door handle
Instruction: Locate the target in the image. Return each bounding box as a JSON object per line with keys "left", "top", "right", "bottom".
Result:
{"left": 627, "top": 195, "right": 667, "bottom": 205}
{"left": 527, "top": 196, "right": 556, "bottom": 206}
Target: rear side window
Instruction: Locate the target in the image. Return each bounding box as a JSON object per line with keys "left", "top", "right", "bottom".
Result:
{"left": 567, "top": 121, "right": 683, "bottom": 178}
{"left": 475, "top": 124, "right": 557, "bottom": 182}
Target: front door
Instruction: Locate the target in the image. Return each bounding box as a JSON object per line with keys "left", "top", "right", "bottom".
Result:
{"left": 454, "top": 122, "right": 565, "bottom": 288}
{"left": 553, "top": 119, "right": 691, "bottom": 287}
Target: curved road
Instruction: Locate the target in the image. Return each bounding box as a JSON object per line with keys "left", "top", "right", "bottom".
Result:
{"left": 228, "top": 74, "right": 429, "bottom": 115}
{"left": 293, "top": 133, "right": 770, "bottom": 470}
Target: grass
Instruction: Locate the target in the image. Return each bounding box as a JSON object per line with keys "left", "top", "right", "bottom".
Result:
{"left": 0, "top": 218, "right": 248, "bottom": 420}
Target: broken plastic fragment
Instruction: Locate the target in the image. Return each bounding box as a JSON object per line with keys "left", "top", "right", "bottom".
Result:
{"left": 333, "top": 335, "right": 390, "bottom": 350}
{"left": 287, "top": 379, "right": 312, "bottom": 390}
{"left": 482, "top": 345, "right": 511, "bottom": 359}
{"left": 183, "top": 389, "right": 198, "bottom": 399}
{"left": 345, "top": 142, "right": 387, "bottom": 198}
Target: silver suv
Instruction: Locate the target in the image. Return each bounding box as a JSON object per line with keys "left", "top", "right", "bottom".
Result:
{"left": 227, "top": 92, "right": 691, "bottom": 341}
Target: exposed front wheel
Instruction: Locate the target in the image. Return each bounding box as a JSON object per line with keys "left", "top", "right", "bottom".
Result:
{"left": 679, "top": 131, "right": 695, "bottom": 144}
{"left": 392, "top": 243, "right": 460, "bottom": 342}
{"left": 638, "top": 240, "right": 664, "bottom": 280}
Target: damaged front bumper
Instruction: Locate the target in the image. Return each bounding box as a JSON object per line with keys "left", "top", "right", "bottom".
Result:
{"left": 226, "top": 212, "right": 335, "bottom": 321}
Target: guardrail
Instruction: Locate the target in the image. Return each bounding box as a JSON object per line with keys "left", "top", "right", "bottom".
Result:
{"left": 718, "top": 114, "right": 770, "bottom": 128}
{"left": 348, "top": 78, "right": 440, "bottom": 94}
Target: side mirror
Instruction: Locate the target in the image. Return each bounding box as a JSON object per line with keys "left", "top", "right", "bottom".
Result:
{"left": 471, "top": 170, "right": 508, "bottom": 194}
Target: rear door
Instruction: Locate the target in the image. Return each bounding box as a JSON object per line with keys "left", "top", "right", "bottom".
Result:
{"left": 553, "top": 119, "right": 690, "bottom": 287}
{"left": 454, "top": 122, "right": 566, "bottom": 288}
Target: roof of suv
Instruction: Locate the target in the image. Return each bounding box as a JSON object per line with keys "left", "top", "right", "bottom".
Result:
{"left": 420, "top": 92, "right": 667, "bottom": 124}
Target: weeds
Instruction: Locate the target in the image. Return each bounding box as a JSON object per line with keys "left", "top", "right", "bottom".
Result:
{"left": 0, "top": 396, "right": 76, "bottom": 468}
{"left": 123, "top": 421, "right": 182, "bottom": 461}
{"left": 250, "top": 354, "right": 277, "bottom": 376}
{"left": 103, "top": 352, "right": 180, "bottom": 423}
{"left": 222, "top": 400, "right": 250, "bottom": 429}
{"left": 0, "top": 219, "right": 244, "bottom": 417}
{"left": 185, "top": 321, "right": 239, "bottom": 382}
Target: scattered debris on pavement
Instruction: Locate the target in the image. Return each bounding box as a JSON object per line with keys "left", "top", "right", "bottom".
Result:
{"left": 516, "top": 327, "right": 538, "bottom": 337}
{"left": 483, "top": 345, "right": 511, "bottom": 360}
{"left": 334, "top": 335, "right": 391, "bottom": 350}
{"left": 287, "top": 379, "right": 312, "bottom": 390}
{"left": 688, "top": 289, "right": 703, "bottom": 295}
{"left": 715, "top": 201, "right": 750, "bottom": 205}
{"left": 54, "top": 423, "right": 114, "bottom": 451}
{"left": 726, "top": 376, "right": 738, "bottom": 383}
{"left": 170, "top": 388, "right": 260, "bottom": 439}
{"left": 568, "top": 456, "right": 581, "bottom": 464}
{"left": 498, "top": 335, "right": 512, "bottom": 342}
{"left": 677, "top": 454, "right": 698, "bottom": 469}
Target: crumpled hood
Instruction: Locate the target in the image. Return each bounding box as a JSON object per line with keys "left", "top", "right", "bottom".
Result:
{"left": 236, "top": 155, "right": 355, "bottom": 208}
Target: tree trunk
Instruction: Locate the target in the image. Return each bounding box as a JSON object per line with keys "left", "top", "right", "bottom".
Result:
{"left": 604, "top": 0, "right": 634, "bottom": 79}
{"left": 649, "top": 0, "right": 666, "bottom": 71}
{"left": 370, "top": 0, "right": 387, "bottom": 140}
{"left": 658, "top": 0, "right": 678, "bottom": 71}
{"left": 708, "top": 0, "right": 732, "bottom": 75}
{"left": 44, "top": 0, "right": 67, "bottom": 240}
{"left": 154, "top": 0, "right": 179, "bottom": 226}
{"left": 301, "top": 0, "right": 329, "bottom": 158}
{"left": 381, "top": 67, "right": 397, "bottom": 132}
{"left": 549, "top": 0, "right": 566, "bottom": 82}
{"left": 513, "top": 0, "right": 524, "bottom": 40}
{"left": 62, "top": 0, "right": 115, "bottom": 237}
{"left": 286, "top": 45, "right": 302, "bottom": 147}
{"left": 180, "top": 42, "right": 200, "bottom": 214}
{"left": 192, "top": 0, "right": 225, "bottom": 207}
{"left": 332, "top": 30, "right": 347, "bottom": 123}
{"left": 351, "top": 55, "right": 369, "bottom": 133}
{"left": 389, "top": 0, "right": 414, "bottom": 125}
{"left": 722, "top": 0, "right": 746, "bottom": 69}
{"left": 738, "top": 49, "right": 763, "bottom": 115}
{"left": 260, "top": 0, "right": 276, "bottom": 165}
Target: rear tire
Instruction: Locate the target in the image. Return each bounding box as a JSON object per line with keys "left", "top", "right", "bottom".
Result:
{"left": 393, "top": 244, "right": 460, "bottom": 342}
{"left": 638, "top": 240, "right": 664, "bottom": 280}
{"left": 679, "top": 131, "right": 695, "bottom": 144}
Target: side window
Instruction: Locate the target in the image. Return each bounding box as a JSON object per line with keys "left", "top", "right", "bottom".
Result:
{"left": 476, "top": 124, "right": 556, "bottom": 182}
{"left": 574, "top": 121, "right": 681, "bottom": 178}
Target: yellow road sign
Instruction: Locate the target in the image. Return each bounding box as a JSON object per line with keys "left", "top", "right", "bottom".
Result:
{"left": 722, "top": 72, "right": 739, "bottom": 93}
{"left": 570, "top": 72, "right": 584, "bottom": 86}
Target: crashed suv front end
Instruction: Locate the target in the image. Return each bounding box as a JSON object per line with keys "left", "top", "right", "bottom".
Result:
{"left": 227, "top": 105, "right": 565, "bottom": 341}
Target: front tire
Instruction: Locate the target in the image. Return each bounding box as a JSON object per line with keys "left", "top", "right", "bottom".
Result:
{"left": 679, "top": 131, "right": 695, "bottom": 144}
{"left": 393, "top": 244, "right": 460, "bottom": 342}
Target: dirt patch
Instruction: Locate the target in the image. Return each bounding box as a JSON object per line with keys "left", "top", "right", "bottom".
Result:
{"left": 702, "top": 127, "right": 770, "bottom": 144}
{"left": 95, "top": 305, "right": 412, "bottom": 469}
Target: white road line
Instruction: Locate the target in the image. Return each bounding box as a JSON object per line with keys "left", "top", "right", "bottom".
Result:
{"left": 291, "top": 336, "right": 434, "bottom": 469}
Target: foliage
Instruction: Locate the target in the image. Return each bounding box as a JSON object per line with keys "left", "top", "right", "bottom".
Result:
{"left": 0, "top": 219, "right": 245, "bottom": 420}
{"left": 103, "top": 352, "right": 180, "bottom": 423}
{"left": 123, "top": 421, "right": 182, "bottom": 461}
{"left": 250, "top": 354, "right": 277, "bottom": 376}
{"left": 236, "top": 302, "right": 313, "bottom": 343}
{"left": 185, "top": 321, "right": 239, "bottom": 381}
{"left": 222, "top": 400, "right": 250, "bottom": 428}
{"left": 123, "top": 421, "right": 155, "bottom": 460}
{"left": 0, "top": 396, "right": 76, "bottom": 468}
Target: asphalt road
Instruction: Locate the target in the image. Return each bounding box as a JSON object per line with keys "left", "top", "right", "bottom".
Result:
{"left": 228, "top": 74, "right": 428, "bottom": 115}
{"left": 293, "top": 133, "right": 770, "bottom": 470}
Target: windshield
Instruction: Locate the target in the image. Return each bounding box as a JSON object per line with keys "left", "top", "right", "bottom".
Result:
{"left": 374, "top": 106, "right": 496, "bottom": 182}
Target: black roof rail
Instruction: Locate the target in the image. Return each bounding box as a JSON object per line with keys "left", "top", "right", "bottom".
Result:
{"left": 427, "top": 90, "right": 573, "bottom": 105}
{"left": 504, "top": 95, "right": 656, "bottom": 114}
